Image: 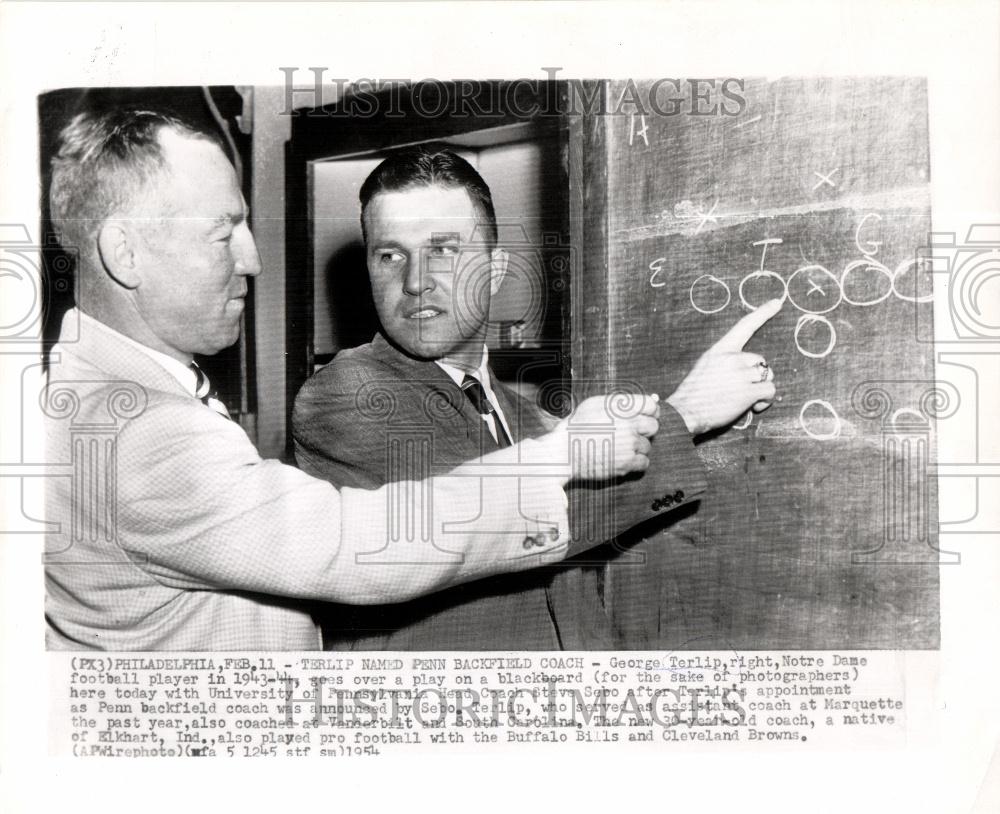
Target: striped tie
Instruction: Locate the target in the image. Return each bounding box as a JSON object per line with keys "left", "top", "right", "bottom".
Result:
{"left": 461, "top": 374, "right": 512, "bottom": 448}
{"left": 189, "top": 362, "right": 232, "bottom": 420}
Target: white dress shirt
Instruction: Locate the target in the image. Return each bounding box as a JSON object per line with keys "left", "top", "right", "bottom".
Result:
{"left": 435, "top": 346, "right": 513, "bottom": 444}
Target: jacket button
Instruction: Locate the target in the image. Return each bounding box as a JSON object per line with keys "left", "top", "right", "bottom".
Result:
{"left": 522, "top": 536, "right": 536, "bottom": 550}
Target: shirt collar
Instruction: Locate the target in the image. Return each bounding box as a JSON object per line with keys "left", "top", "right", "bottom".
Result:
{"left": 75, "top": 309, "right": 200, "bottom": 398}
{"left": 435, "top": 346, "right": 491, "bottom": 391}
{"left": 435, "top": 346, "right": 513, "bottom": 442}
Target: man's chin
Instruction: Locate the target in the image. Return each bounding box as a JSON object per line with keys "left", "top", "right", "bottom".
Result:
{"left": 383, "top": 331, "right": 450, "bottom": 362}
{"left": 197, "top": 328, "right": 242, "bottom": 357}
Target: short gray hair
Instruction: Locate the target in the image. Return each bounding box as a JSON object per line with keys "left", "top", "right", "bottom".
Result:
{"left": 49, "top": 108, "right": 222, "bottom": 255}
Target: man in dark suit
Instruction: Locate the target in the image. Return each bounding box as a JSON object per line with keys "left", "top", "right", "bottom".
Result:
{"left": 293, "top": 145, "right": 780, "bottom": 650}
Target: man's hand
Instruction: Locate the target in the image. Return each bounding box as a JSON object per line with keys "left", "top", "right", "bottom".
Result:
{"left": 666, "top": 298, "right": 783, "bottom": 436}
{"left": 555, "top": 393, "right": 660, "bottom": 480}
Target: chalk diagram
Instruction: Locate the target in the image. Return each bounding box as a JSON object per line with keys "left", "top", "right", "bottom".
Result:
{"left": 651, "top": 208, "right": 934, "bottom": 440}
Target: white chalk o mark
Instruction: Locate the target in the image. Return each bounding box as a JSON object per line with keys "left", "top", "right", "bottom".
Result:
{"left": 799, "top": 399, "right": 841, "bottom": 440}
{"left": 787, "top": 264, "right": 842, "bottom": 314}
{"left": 689, "top": 274, "right": 731, "bottom": 314}
{"left": 840, "top": 258, "right": 894, "bottom": 306}
{"left": 794, "top": 313, "right": 837, "bottom": 358}
{"left": 739, "top": 270, "right": 788, "bottom": 310}
{"left": 892, "top": 256, "right": 934, "bottom": 303}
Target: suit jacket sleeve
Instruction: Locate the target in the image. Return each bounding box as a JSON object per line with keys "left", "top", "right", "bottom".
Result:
{"left": 297, "top": 359, "right": 709, "bottom": 562}
{"left": 114, "top": 398, "right": 572, "bottom": 604}
{"left": 563, "top": 402, "right": 708, "bottom": 558}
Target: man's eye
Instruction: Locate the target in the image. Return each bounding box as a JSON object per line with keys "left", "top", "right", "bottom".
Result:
{"left": 429, "top": 245, "right": 458, "bottom": 256}
{"left": 215, "top": 233, "right": 234, "bottom": 244}
{"left": 379, "top": 251, "right": 404, "bottom": 264}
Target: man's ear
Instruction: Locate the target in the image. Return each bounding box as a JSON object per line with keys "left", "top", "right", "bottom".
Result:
{"left": 489, "top": 247, "right": 508, "bottom": 295}
{"left": 96, "top": 220, "right": 142, "bottom": 289}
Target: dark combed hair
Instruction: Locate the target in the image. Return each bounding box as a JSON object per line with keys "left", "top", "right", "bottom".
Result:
{"left": 359, "top": 143, "right": 498, "bottom": 249}
{"left": 49, "top": 107, "right": 222, "bottom": 256}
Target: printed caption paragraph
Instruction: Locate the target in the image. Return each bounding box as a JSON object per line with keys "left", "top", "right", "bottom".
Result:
{"left": 51, "top": 652, "right": 932, "bottom": 756}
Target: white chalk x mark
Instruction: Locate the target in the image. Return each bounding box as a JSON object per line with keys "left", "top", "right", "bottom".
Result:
{"left": 812, "top": 167, "right": 840, "bottom": 190}
{"left": 787, "top": 264, "right": 842, "bottom": 314}
{"left": 677, "top": 199, "right": 720, "bottom": 234}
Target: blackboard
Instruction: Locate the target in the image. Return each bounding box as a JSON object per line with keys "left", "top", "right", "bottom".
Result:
{"left": 572, "top": 78, "right": 941, "bottom": 649}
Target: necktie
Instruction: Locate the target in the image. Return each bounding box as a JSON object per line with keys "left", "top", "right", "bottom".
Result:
{"left": 461, "top": 374, "right": 512, "bottom": 449}
{"left": 189, "top": 362, "right": 232, "bottom": 420}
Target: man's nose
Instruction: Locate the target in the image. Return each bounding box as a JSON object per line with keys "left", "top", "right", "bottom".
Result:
{"left": 402, "top": 256, "right": 434, "bottom": 296}
{"left": 234, "top": 227, "right": 262, "bottom": 277}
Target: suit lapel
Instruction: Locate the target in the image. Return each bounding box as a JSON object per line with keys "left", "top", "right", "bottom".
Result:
{"left": 491, "top": 375, "right": 549, "bottom": 442}
{"left": 369, "top": 333, "right": 491, "bottom": 451}
{"left": 367, "top": 334, "right": 553, "bottom": 452}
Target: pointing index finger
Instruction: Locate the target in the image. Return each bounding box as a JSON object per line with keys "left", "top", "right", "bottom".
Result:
{"left": 711, "top": 298, "right": 783, "bottom": 352}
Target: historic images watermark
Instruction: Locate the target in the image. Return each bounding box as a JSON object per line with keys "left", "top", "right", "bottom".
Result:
{"left": 278, "top": 69, "right": 748, "bottom": 119}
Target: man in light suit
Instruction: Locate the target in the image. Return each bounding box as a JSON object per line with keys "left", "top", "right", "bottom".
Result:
{"left": 293, "top": 146, "right": 781, "bottom": 650}
{"left": 43, "top": 109, "right": 671, "bottom": 651}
